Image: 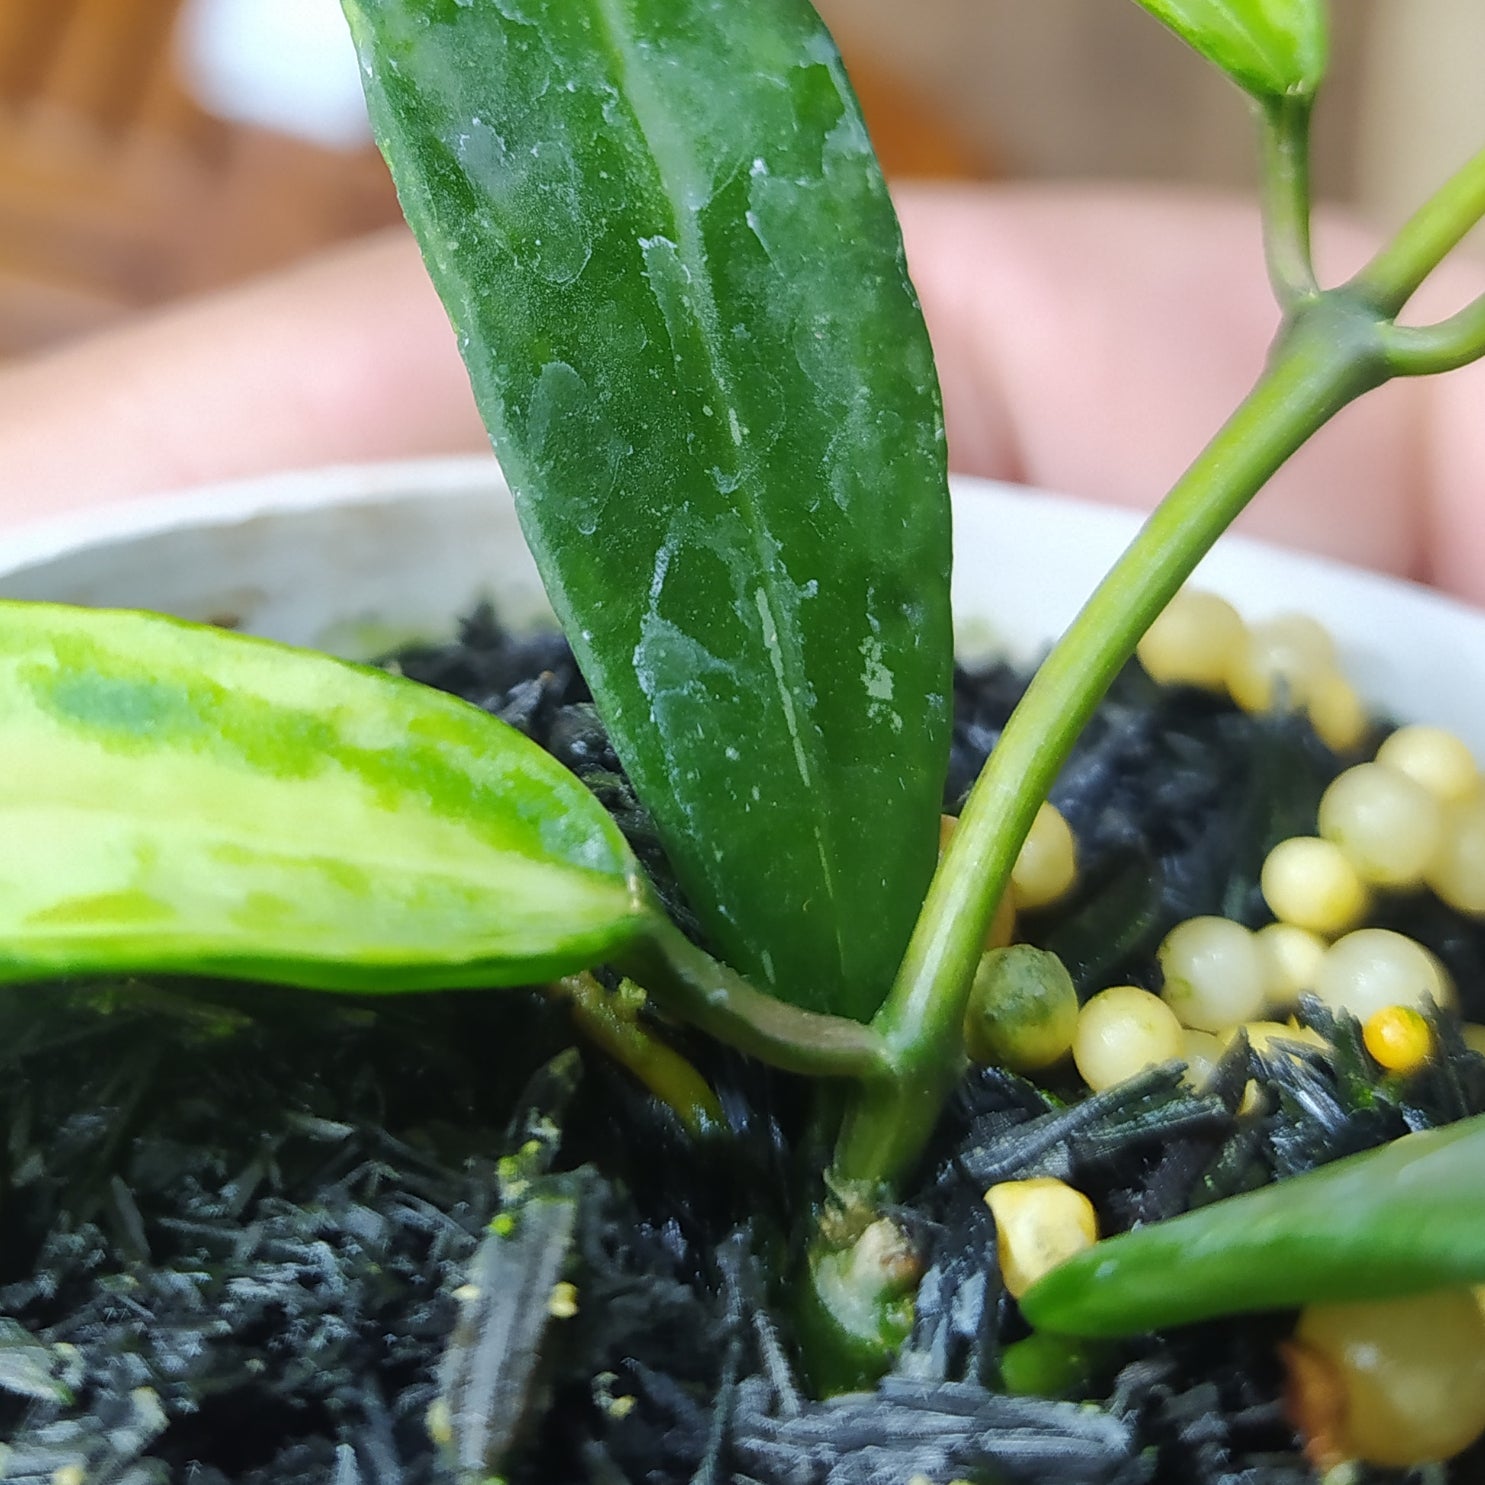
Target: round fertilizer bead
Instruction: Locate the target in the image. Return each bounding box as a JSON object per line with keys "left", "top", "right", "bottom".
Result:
{"left": 1158, "top": 916, "right": 1268, "bottom": 1032}
{"left": 1256, "top": 922, "right": 1327, "bottom": 1007}
{"left": 1375, "top": 724, "right": 1479, "bottom": 805}
{"left": 1317, "top": 762, "right": 1443, "bottom": 890}
{"left": 1136, "top": 588, "right": 1245, "bottom": 691}
{"left": 983, "top": 1177, "right": 1098, "bottom": 1299}
{"left": 1291, "top": 1290, "right": 1485, "bottom": 1468}
{"left": 963, "top": 945, "right": 1079, "bottom": 1073}
{"left": 1306, "top": 670, "right": 1369, "bottom": 754}
{"left": 1011, "top": 802, "right": 1079, "bottom": 911}
{"left": 1426, "top": 795, "right": 1485, "bottom": 916}
{"left": 1259, "top": 837, "right": 1369, "bottom": 938}
{"left": 1073, "top": 986, "right": 1183, "bottom": 1092}
{"left": 1226, "top": 613, "right": 1335, "bottom": 714}
{"left": 1179, "top": 1028, "right": 1225, "bottom": 1091}
{"left": 1362, "top": 1005, "right": 1433, "bottom": 1074}
{"left": 1313, "top": 928, "right": 1455, "bottom": 1022}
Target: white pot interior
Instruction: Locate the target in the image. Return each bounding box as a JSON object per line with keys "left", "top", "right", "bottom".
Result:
{"left": 3, "top": 455, "right": 1483, "bottom": 751}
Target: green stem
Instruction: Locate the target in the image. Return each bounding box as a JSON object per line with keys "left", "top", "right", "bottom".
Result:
{"left": 1350, "top": 145, "right": 1485, "bottom": 315}
{"left": 1258, "top": 96, "right": 1318, "bottom": 308}
{"left": 832, "top": 293, "right": 1391, "bottom": 1192}
{"left": 617, "top": 911, "right": 896, "bottom": 1083}
{"left": 554, "top": 971, "right": 724, "bottom": 1135}
{"left": 1380, "top": 289, "right": 1485, "bottom": 375}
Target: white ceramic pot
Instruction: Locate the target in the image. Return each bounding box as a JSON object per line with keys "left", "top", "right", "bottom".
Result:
{"left": 5, "top": 455, "right": 1483, "bottom": 1474}
{"left": 3, "top": 455, "right": 1484, "bottom": 748}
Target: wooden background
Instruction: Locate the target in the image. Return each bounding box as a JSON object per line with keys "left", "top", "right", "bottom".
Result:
{"left": 0, "top": 0, "right": 1479, "bottom": 361}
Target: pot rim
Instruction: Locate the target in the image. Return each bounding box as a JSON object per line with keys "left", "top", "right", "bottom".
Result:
{"left": 2, "top": 457, "right": 505, "bottom": 573}
{"left": 4, "top": 454, "right": 1484, "bottom": 747}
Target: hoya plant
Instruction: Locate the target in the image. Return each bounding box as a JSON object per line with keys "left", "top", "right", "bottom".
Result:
{"left": 3, "top": 0, "right": 1484, "bottom": 1409}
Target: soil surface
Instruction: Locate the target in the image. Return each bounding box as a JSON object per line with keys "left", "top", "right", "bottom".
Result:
{"left": 1, "top": 607, "right": 1481, "bottom": 1483}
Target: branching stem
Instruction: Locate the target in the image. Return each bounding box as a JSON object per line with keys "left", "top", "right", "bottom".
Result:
{"left": 1380, "top": 290, "right": 1485, "bottom": 376}
{"left": 618, "top": 911, "right": 896, "bottom": 1084}
{"left": 1351, "top": 146, "right": 1485, "bottom": 315}
{"left": 1259, "top": 96, "right": 1319, "bottom": 308}
{"left": 615, "top": 77, "right": 1485, "bottom": 1237}
{"left": 829, "top": 127, "right": 1485, "bottom": 1198}
{"left": 831, "top": 293, "right": 1391, "bottom": 1192}
{"left": 800, "top": 12, "right": 1485, "bottom": 1395}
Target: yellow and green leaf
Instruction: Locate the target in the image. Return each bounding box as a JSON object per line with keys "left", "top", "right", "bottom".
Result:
{"left": 0, "top": 602, "right": 651, "bottom": 992}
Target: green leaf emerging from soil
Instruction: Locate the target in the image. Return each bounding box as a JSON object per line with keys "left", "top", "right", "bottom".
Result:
{"left": 1020, "top": 1113, "right": 1485, "bottom": 1336}
{"left": 345, "top": 0, "right": 953, "bottom": 1021}
{"left": 0, "top": 602, "right": 650, "bottom": 992}
{"left": 1128, "top": 0, "right": 1327, "bottom": 100}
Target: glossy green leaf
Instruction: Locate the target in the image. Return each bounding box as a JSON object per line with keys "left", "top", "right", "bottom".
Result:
{"left": 344, "top": 0, "right": 953, "bottom": 1021}
{"left": 1021, "top": 1115, "right": 1485, "bottom": 1337}
{"left": 1129, "top": 0, "right": 1328, "bottom": 100}
{"left": 0, "top": 602, "right": 650, "bottom": 992}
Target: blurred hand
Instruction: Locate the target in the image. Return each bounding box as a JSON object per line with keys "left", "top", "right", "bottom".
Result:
{"left": 2, "top": 183, "right": 1482, "bottom": 598}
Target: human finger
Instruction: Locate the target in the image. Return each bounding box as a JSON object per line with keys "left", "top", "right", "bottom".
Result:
{"left": 0, "top": 228, "right": 485, "bottom": 523}
{"left": 895, "top": 182, "right": 1439, "bottom": 584}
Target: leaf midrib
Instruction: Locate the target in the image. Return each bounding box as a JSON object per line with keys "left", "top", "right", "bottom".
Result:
{"left": 587, "top": 0, "right": 843, "bottom": 972}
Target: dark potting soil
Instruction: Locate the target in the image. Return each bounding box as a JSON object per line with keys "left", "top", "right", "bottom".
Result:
{"left": 2, "top": 605, "right": 1483, "bottom": 1484}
